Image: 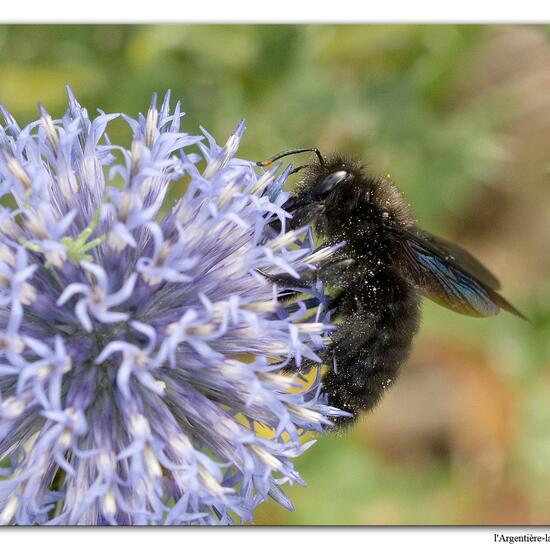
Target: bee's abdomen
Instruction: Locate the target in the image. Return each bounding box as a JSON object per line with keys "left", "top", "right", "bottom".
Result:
{"left": 322, "top": 278, "right": 420, "bottom": 427}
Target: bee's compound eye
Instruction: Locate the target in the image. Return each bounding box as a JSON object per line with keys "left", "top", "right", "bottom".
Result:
{"left": 313, "top": 170, "right": 350, "bottom": 198}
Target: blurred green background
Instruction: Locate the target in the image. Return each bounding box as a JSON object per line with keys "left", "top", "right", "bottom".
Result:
{"left": 1, "top": 24, "right": 548, "bottom": 525}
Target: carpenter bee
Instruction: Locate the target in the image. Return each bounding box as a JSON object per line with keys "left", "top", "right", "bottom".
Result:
{"left": 257, "top": 148, "right": 525, "bottom": 427}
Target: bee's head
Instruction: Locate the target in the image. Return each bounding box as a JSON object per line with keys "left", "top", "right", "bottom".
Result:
{"left": 284, "top": 156, "right": 367, "bottom": 235}
{"left": 284, "top": 168, "right": 352, "bottom": 213}
{"left": 284, "top": 155, "right": 415, "bottom": 240}
{"left": 258, "top": 149, "right": 415, "bottom": 239}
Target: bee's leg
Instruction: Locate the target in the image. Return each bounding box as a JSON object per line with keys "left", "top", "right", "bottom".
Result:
{"left": 279, "top": 357, "right": 319, "bottom": 375}
{"left": 263, "top": 257, "right": 356, "bottom": 290}
{"left": 258, "top": 269, "right": 316, "bottom": 290}
{"left": 284, "top": 296, "right": 323, "bottom": 313}
{"left": 326, "top": 257, "right": 360, "bottom": 281}
{"left": 273, "top": 258, "right": 355, "bottom": 320}
{"left": 262, "top": 258, "right": 354, "bottom": 377}
{"left": 280, "top": 291, "right": 344, "bottom": 374}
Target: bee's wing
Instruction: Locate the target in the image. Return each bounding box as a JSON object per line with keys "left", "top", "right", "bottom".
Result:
{"left": 388, "top": 226, "right": 526, "bottom": 319}
{"left": 416, "top": 230, "right": 501, "bottom": 290}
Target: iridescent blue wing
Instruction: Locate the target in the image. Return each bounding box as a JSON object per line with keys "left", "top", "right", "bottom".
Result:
{"left": 416, "top": 230, "right": 501, "bottom": 290}
{"left": 388, "top": 226, "right": 526, "bottom": 319}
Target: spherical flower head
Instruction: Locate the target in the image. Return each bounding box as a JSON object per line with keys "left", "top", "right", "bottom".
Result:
{"left": 0, "top": 89, "right": 343, "bottom": 525}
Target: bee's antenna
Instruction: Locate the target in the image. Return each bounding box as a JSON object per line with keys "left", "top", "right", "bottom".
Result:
{"left": 256, "top": 147, "right": 324, "bottom": 168}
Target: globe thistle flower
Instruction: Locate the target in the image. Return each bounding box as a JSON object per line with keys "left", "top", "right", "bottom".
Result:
{"left": 0, "top": 89, "right": 343, "bottom": 525}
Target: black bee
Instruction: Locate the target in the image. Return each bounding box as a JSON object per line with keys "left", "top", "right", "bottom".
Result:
{"left": 258, "top": 148, "right": 525, "bottom": 428}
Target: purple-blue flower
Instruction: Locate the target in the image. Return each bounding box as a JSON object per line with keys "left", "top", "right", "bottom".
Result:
{"left": 0, "top": 89, "right": 342, "bottom": 525}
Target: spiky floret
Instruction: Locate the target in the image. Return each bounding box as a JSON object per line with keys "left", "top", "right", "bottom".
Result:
{"left": 0, "top": 89, "right": 342, "bottom": 525}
